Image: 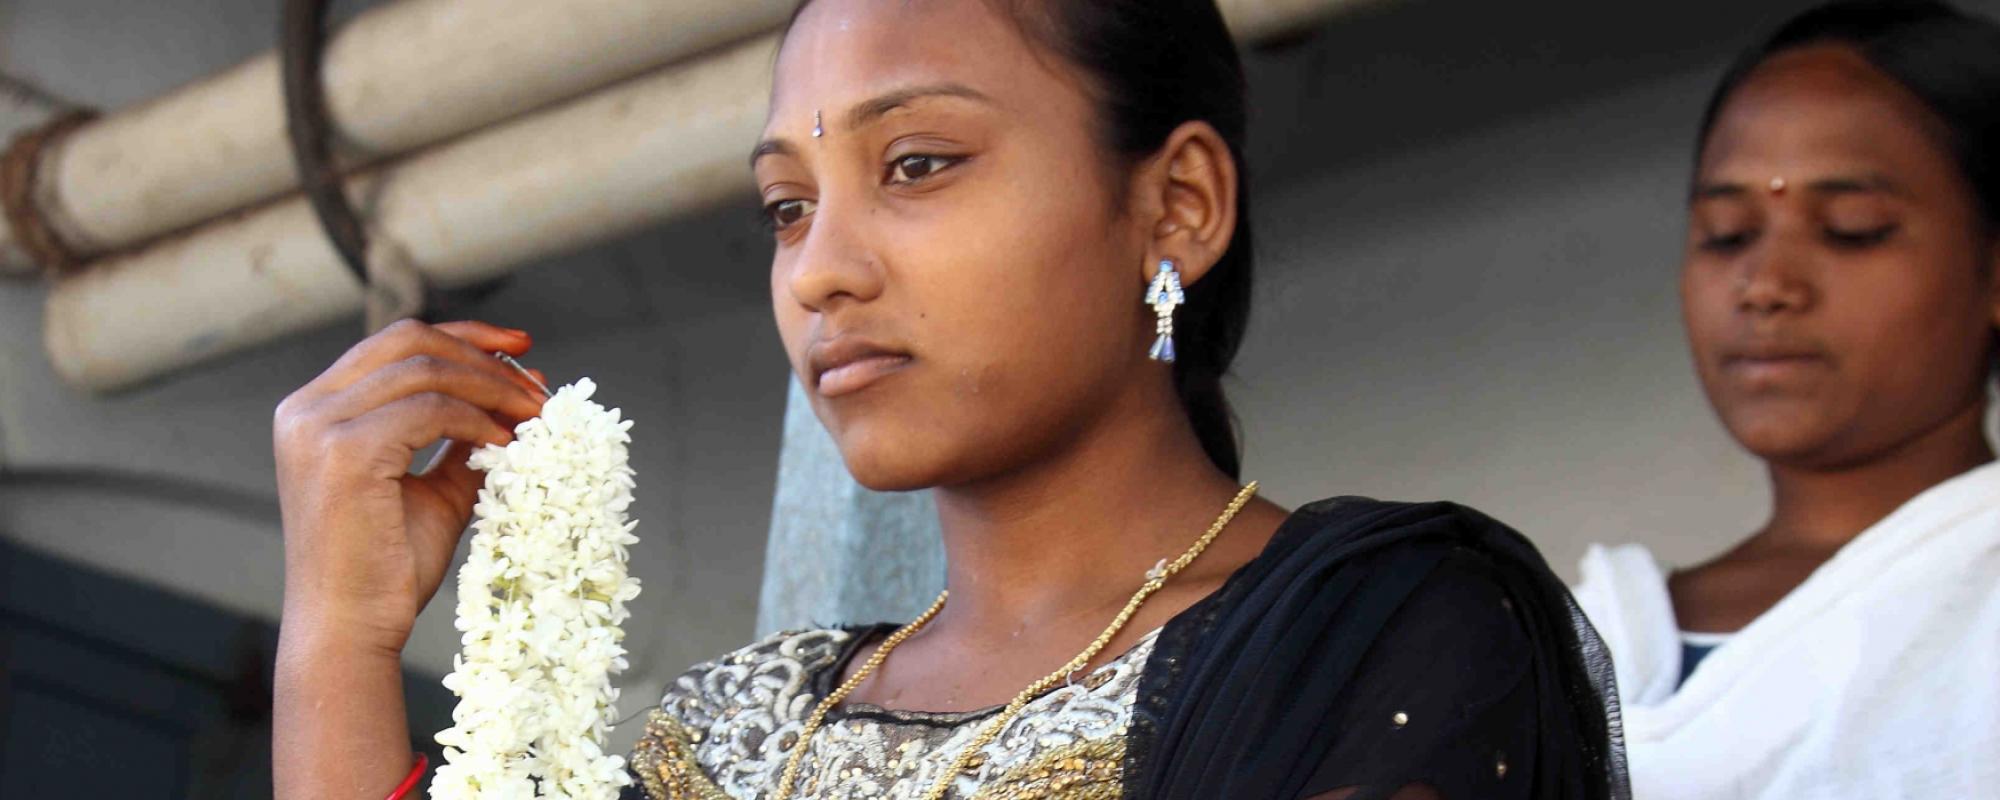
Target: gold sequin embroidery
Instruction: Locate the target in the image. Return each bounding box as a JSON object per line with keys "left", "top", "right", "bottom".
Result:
{"left": 631, "top": 709, "right": 733, "bottom": 800}
{"left": 972, "top": 738, "right": 1125, "bottom": 800}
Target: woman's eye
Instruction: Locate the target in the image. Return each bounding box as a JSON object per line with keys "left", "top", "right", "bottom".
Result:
{"left": 761, "top": 198, "right": 816, "bottom": 231}
{"left": 1825, "top": 224, "right": 1898, "bottom": 248}
{"left": 1699, "top": 230, "right": 1755, "bottom": 253}
{"left": 886, "top": 154, "right": 960, "bottom": 185}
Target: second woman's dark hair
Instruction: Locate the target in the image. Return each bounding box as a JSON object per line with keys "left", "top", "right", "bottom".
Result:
{"left": 786, "top": 0, "right": 1256, "bottom": 479}
{"left": 1697, "top": 0, "right": 2000, "bottom": 229}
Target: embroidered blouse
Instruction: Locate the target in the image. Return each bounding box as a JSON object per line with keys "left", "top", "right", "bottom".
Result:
{"left": 629, "top": 625, "right": 1157, "bottom": 799}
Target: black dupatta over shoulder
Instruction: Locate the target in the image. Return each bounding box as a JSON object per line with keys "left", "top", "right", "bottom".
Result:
{"left": 1124, "top": 497, "right": 1629, "bottom": 800}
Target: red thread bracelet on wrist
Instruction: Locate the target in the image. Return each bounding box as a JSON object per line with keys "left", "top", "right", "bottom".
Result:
{"left": 386, "top": 752, "right": 427, "bottom": 800}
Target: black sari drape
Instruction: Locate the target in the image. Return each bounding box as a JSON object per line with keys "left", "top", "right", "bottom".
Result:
{"left": 1122, "top": 497, "right": 1628, "bottom": 800}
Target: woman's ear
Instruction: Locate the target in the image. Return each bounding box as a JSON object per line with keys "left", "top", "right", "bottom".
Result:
{"left": 1134, "top": 120, "right": 1238, "bottom": 287}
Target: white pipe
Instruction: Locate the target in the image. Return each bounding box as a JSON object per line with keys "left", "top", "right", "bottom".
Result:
{"left": 2, "top": 0, "right": 795, "bottom": 270}
{"left": 46, "top": 35, "right": 780, "bottom": 393}
{"left": 45, "top": 0, "right": 1379, "bottom": 392}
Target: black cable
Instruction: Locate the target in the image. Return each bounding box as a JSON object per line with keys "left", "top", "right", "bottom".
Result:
{"left": 280, "top": 0, "right": 372, "bottom": 288}
{"left": 276, "top": 0, "right": 510, "bottom": 325}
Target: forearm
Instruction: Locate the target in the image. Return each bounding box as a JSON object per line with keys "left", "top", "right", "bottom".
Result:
{"left": 273, "top": 616, "right": 417, "bottom": 800}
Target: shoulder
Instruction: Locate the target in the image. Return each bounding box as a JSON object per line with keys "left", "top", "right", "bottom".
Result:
{"left": 1246, "top": 496, "right": 1559, "bottom": 700}
{"left": 1571, "top": 542, "right": 1665, "bottom": 596}
{"left": 1567, "top": 542, "right": 1678, "bottom": 705}
{"left": 1258, "top": 495, "right": 1551, "bottom": 585}
{"left": 1278, "top": 495, "right": 1520, "bottom": 546}
{"left": 1568, "top": 542, "right": 1669, "bottom": 638}
{"left": 1377, "top": 544, "right": 1539, "bottom": 673}
{"left": 653, "top": 626, "right": 868, "bottom": 728}
{"left": 1312, "top": 549, "right": 1547, "bottom": 797}
{"left": 1288, "top": 504, "right": 1595, "bottom": 795}
{"left": 1209, "top": 494, "right": 1554, "bottom": 670}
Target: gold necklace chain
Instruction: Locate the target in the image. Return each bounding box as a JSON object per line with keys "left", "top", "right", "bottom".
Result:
{"left": 770, "top": 481, "right": 1260, "bottom": 800}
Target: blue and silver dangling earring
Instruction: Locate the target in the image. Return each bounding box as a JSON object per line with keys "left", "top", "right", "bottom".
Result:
{"left": 1145, "top": 258, "right": 1185, "bottom": 362}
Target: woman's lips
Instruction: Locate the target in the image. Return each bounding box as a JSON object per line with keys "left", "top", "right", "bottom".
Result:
{"left": 808, "top": 336, "right": 913, "bottom": 398}
{"left": 1720, "top": 351, "right": 1830, "bottom": 385}
{"left": 816, "top": 354, "right": 913, "bottom": 397}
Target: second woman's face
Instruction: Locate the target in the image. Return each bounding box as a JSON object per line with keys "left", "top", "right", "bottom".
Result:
{"left": 1684, "top": 45, "right": 2000, "bottom": 470}
{"left": 755, "top": 0, "right": 1154, "bottom": 490}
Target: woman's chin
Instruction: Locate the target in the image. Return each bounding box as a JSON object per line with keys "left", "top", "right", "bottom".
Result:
{"left": 846, "top": 465, "right": 940, "bottom": 493}
{"left": 825, "top": 413, "right": 1027, "bottom": 492}
{"left": 1727, "top": 414, "right": 1869, "bottom": 471}
{"left": 835, "top": 440, "right": 955, "bottom": 493}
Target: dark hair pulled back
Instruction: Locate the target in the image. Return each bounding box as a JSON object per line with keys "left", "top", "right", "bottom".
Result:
{"left": 1699, "top": 1, "right": 2000, "bottom": 230}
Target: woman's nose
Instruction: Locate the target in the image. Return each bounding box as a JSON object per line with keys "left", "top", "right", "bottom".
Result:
{"left": 785, "top": 201, "right": 886, "bottom": 312}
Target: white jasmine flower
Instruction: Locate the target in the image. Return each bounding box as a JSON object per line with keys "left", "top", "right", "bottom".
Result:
{"left": 433, "top": 378, "right": 641, "bottom": 800}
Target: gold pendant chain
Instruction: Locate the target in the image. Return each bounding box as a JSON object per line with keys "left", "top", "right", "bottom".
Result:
{"left": 770, "top": 482, "right": 1260, "bottom": 800}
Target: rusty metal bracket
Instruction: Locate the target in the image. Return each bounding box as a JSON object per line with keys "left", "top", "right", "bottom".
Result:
{"left": 0, "top": 109, "right": 97, "bottom": 275}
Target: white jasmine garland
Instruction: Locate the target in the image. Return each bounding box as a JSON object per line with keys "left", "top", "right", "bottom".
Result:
{"left": 433, "top": 378, "right": 642, "bottom": 800}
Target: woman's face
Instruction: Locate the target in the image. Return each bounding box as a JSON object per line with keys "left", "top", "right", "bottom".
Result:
{"left": 1684, "top": 44, "right": 2000, "bottom": 470}
{"left": 756, "top": 0, "right": 1155, "bottom": 490}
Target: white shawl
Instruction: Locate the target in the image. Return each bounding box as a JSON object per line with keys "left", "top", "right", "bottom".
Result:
{"left": 1573, "top": 461, "right": 2000, "bottom": 799}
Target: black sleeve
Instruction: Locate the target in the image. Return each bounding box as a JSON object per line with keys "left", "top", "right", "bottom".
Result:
{"left": 1303, "top": 547, "right": 1539, "bottom": 800}
{"left": 620, "top": 770, "right": 649, "bottom": 800}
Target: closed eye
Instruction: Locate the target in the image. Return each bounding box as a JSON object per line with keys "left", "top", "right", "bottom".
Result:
{"left": 1825, "top": 223, "right": 1898, "bottom": 248}
{"left": 1699, "top": 230, "right": 1756, "bottom": 254}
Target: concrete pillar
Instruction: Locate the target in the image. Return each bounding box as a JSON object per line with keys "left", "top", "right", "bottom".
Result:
{"left": 756, "top": 378, "right": 944, "bottom": 635}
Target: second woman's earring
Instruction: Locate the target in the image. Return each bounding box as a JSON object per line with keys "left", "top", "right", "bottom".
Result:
{"left": 1146, "top": 259, "right": 1185, "bottom": 362}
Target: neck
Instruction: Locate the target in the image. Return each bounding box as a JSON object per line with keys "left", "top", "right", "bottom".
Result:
{"left": 927, "top": 383, "right": 1247, "bottom": 643}
{"left": 1761, "top": 400, "right": 1994, "bottom": 554}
